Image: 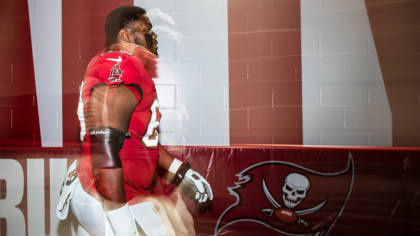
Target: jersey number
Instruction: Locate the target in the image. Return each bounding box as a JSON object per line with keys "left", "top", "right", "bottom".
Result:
{"left": 142, "top": 99, "right": 161, "bottom": 148}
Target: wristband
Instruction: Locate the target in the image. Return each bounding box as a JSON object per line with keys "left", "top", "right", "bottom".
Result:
{"left": 168, "top": 158, "right": 183, "bottom": 175}
{"left": 172, "top": 162, "right": 190, "bottom": 186}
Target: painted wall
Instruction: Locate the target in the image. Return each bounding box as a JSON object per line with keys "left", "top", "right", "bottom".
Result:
{"left": 61, "top": 0, "right": 132, "bottom": 147}
{"left": 0, "top": 0, "right": 41, "bottom": 147}
{"left": 0, "top": 1, "right": 420, "bottom": 235}
{"left": 228, "top": 0, "right": 303, "bottom": 145}
{"left": 134, "top": 0, "right": 230, "bottom": 146}
{"left": 301, "top": 0, "right": 392, "bottom": 146}
{"left": 366, "top": 0, "right": 420, "bottom": 146}
{"left": 0, "top": 0, "right": 419, "bottom": 148}
{"left": 28, "top": 0, "right": 63, "bottom": 147}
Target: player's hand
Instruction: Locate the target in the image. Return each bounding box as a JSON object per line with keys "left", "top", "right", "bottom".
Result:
{"left": 181, "top": 169, "right": 213, "bottom": 212}
{"left": 180, "top": 169, "right": 213, "bottom": 202}
{"left": 169, "top": 159, "right": 213, "bottom": 212}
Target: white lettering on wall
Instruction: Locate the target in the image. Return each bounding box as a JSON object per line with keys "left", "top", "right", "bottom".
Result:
{"left": 0, "top": 159, "right": 26, "bottom": 235}
{"left": 27, "top": 159, "right": 45, "bottom": 235}
{"left": 0, "top": 158, "right": 68, "bottom": 236}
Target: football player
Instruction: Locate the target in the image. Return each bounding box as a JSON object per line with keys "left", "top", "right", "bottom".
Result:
{"left": 56, "top": 5, "right": 212, "bottom": 236}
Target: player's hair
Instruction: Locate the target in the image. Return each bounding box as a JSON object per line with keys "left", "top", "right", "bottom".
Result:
{"left": 105, "top": 5, "right": 147, "bottom": 47}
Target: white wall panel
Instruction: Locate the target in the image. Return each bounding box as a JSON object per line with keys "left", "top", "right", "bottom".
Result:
{"left": 28, "top": 0, "right": 62, "bottom": 147}
{"left": 321, "top": 84, "right": 369, "bottom": 106}
{"left": 135, "top": 0, "right": 229, "bottom": 146}
{"left": 302, "top": 55, "right": 344, "bottom": 81}
{"left": 155, "top": 85, "right": 176, "bottom": 108}
{"left": 321, "top": 132, "right": 370, "bottom": 146}
{"left": 302, "top": 83, "right": 321, "bottom": 105}
{"left": 301, "top": 0, "right": 392, "bottom": 146}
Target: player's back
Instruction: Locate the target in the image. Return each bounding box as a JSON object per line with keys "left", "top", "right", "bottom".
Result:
{"left": 77, "top": 49, "right": 163, "bottom": 201}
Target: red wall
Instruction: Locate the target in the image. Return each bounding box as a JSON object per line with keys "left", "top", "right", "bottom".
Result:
{"left": 62, "top": 0, "right": 132, "bottom": 147}
{"left": 228, "top": 0, "right": 302, "bottom": 145}
{"left": 1, "top": 0, "right": 420, "bottom": 148}
{"left": 366, "top": 0, "right": 420, "bottom": 146}
{"left": 0, "top": 0, "right": 41, "bottom": 147}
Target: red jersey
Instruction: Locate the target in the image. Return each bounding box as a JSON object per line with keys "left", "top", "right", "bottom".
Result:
{"left": 77, "top": 50, "right": 164, "bottom": 201}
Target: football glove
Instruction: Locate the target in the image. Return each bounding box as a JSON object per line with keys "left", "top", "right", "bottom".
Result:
{"left": 179, "top": 168, "right": 213, "bottom": 203}
{"left": 170, "top": 160, "right": 213, "bottom": 212}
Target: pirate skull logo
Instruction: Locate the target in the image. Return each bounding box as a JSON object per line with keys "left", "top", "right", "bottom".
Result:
{"left": 282, "top": 173, "right": 310, "bottom": 209}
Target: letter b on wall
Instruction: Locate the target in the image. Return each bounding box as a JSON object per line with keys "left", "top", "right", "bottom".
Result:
{"left": 0, "top": 159, "right": 25, "bottom": 235}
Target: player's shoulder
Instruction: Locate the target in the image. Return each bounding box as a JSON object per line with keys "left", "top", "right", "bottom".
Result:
{"left": 96, "top": 50, "right": 138, "bottom": 67}
{"left": 88, "top": 50, "right": 147, "bottom": 85}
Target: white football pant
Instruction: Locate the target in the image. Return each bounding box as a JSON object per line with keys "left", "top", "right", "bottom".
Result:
{"left": 70, "top": 181, "right": 195, "bottom": 236}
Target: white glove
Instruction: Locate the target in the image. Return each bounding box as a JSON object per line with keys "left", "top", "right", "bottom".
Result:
{"left": 168, "top": 159, "right": 213, "bottom": 209}
{"left": 180, "top": 169, "right": 213, "bottom": 203}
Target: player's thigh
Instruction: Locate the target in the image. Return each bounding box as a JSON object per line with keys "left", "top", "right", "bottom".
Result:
{"left": 75, "top": 224, "right": 90, "bottom": 236}
{"left": 70, "top": 182, "right": 110, "bottom": 236}
{"left": 130, "top": 199, "right": 173, "bottom": 236}
{"left": 168, "top": 191, "right": 195, "bottom": 236}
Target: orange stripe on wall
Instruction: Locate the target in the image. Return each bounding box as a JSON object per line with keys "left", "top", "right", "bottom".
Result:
{"left": 228, "top": 0, "right": 302, "bottom": 144}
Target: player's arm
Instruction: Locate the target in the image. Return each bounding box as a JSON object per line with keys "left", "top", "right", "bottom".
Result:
{"left": 158, "top": 144, "right": 213, "bottom": 209}
{"left": 157, "top": 143, "right": 175, "bottom": 172}
{"left": 87, "top": 84, "right": 139, "bottom": 235}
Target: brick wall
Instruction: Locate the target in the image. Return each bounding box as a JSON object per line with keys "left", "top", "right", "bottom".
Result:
{"left": 0, "top": 0, "right": 41, "bottom": 147}
{"left": 366, "top": 0, "right": 420, "bottom": 146}
{"left": 62, "top": 0, "right": 132, "bottom": 146}
{"left": 62, "top": 0, "right": 230, "bottom": 146}
{"left": 135, "top": 0, "right": 230, "bottom": 146}
{"left": 301, "top": 0, "right": 392, "bottom": 146}
{"left": 228, "top": 0, "right": 303, "bottom": 144}
{"left": 1, "top": 0, "right": 419, "bottom": 148}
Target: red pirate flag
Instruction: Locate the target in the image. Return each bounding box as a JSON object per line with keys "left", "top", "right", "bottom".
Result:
{"left": 215, "top": 152, "right": 354, "bottom": 235}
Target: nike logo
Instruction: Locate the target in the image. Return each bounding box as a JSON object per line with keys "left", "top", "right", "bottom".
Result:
{"left": 107, "top": 56, "right": 122, "bottom": 63}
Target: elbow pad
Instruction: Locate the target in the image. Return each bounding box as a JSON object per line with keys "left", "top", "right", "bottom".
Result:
{"left": 89, "top": 127, "right": 126, "bottom": 170}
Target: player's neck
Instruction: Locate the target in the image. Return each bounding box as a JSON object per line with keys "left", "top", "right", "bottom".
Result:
{"left": 112, "top": 41, "right": 151, "bottom": 56}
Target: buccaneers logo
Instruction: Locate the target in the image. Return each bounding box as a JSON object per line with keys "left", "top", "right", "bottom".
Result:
{"left": 214, "top": 152, "right": 354, "bottom": 235}
{"left": 107, "top": 63, "right": 123, "bottom": 83}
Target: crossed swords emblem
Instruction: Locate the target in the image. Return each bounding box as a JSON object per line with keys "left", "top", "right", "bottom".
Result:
{"left": 260, "top": 178, "right": 327, "bottom": 228}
